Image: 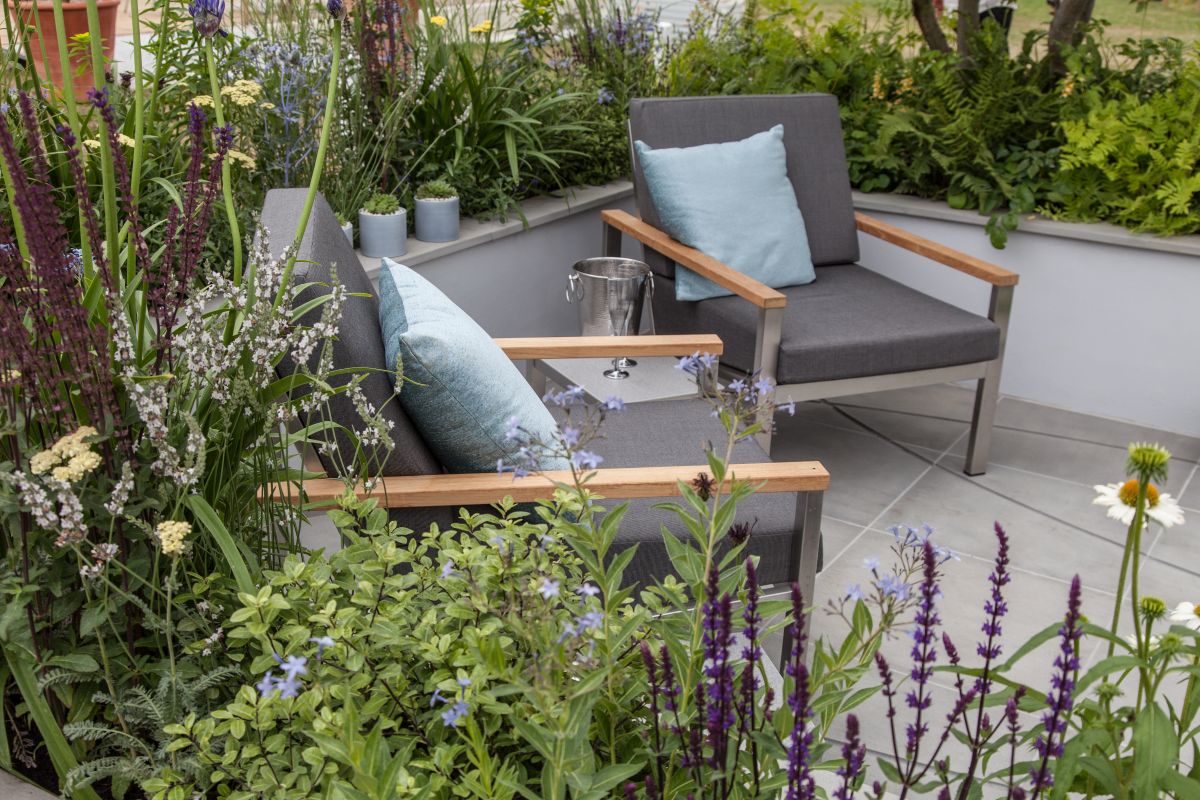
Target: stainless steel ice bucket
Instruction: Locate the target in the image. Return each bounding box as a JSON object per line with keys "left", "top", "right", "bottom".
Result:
{"left": 566, "top": 257, "right": 653, "bottom": 338}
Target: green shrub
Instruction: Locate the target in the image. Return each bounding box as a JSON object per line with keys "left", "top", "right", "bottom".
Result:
{"left": 1054, "top": 60, "right": 1200, "bottom": 235}
{"left": 362, "top": 192, "right": 401, "bottom": 214}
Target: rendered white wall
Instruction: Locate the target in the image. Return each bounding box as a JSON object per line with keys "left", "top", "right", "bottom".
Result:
{"left": 856, "top": 209, "right": 1200, "bottom": 438}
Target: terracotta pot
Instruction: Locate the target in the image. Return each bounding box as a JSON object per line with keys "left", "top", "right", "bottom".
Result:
{"left": 10, "top": 0, "right": 120, "bottom": 100}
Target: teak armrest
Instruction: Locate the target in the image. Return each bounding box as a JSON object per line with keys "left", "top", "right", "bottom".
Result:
{"left": 495, "top": 334, "right": 723, "bottom": 360}
{"left": 855, "top": 212, "right": 1019, "bottom": 288}
{"left": 601, "top": 209, "right": 787, "bottom": 310}
{"left": 267, "top": 461, "right": 829, "bottom": 509}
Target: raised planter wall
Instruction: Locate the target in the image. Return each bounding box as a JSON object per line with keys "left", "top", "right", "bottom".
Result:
{"left": 854, "top": 192, "right": 1200, "bottom": 438}
{"left": 358, "top": 182, "right": 1200, "bottom": 439}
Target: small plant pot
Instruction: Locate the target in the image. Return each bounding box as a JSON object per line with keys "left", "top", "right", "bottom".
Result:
{"left": 12, "top": 0, "right": 120, "bottom": 100}
{"left": 340, "top": 220, "right": 353, "bottom": 247}
{"left": 358, "top": 208, "right": 407, "bottom": 258}
{"left": 415, "top": 197, "right": 460, "bottom": 243}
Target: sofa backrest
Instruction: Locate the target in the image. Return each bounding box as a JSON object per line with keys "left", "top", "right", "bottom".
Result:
{"left": 628, "top": 94, "right": 859, "bottom": 277}
{"left": 261, "top": 188, "right": 444, "bottom": 482}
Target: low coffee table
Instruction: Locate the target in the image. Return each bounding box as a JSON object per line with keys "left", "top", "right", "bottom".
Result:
{"left": 531, "top": 355, "right": 701, "bottom": 404}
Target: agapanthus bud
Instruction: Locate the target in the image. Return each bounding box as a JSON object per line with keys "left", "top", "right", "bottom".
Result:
{"left": 188, "top": 0, "right": 226, "bottom": 38}
{"left": 327, "top": 0, "right": 347, "bottom": 19}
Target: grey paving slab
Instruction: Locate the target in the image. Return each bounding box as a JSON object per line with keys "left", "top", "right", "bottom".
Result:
{"left": 833, "top": 383, "right": 979, "bottom": 424}
{"left": 881, "top": 467, "right": 1127, "bottom": 590}
{"left": 820, "top": 401, "right": 971, "bottom": 455}
{"left": 772, "top": 411, "right": 943, "bottom": 528}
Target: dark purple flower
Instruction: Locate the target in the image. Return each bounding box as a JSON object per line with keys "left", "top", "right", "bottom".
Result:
{"left": 904, "top": 541, "right": 940, "bottom": 760}
{"left": 327, "top": 0, "right": 346, "bottom": 19}
{"left": 729, "top": 519, "right": 756, "bottom": 546}
{"left": 834, "top": 715, "right": 866, "bottom": 800}
{"left": 1029, "top": 576, "right": 1082, "bottom": 796}
{"left": 188, "top": 0, "right": 226, "bottom": 37}
{"left": 785, "top": 583, "right": 814, "bottom": 800}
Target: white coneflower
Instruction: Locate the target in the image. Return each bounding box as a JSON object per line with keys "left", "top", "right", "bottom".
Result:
{"left": 1093, "top": 479, "right": 1185, "bottom": 528}
{"left": 1169, "top": 601, "right": 1200, "bottom": 631}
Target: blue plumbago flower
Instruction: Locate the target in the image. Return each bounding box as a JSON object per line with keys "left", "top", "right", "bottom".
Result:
{"left": 576, "top": 583, "right": 600, "bottom": 597}
{"left": 256, "top": 670, "right": 277, "bottom": 698}
{"left": 489, "top": 534, "right": 509, "bottom": 555}
{"left": 456, "top": 676, "right": 471, "bottom": 687}
{"left": 440, "top": 559, "right": 459, "bottom": 579}
{"left": 571, "top": 450, "right": 603, "bottom": 470}
{"left": 602, "top": 396, "right": 625, "bottom": 412}
{"left": 561, "top": 425, "right": 582, "bottom": 447}
{"left": 539, "top": 578, "right": 560, "bottom": 599}
{"left": 430, "top": 688, "right": 448, "bottom": 707}
{"left": 309, "top": 635, "right": 335, "bottom": 659}
{"left": 188, "top": 0, "right": 226, "bottom": 38}
{"left": 675, "top": 351, "right": 718, "bottom": 375}
{"left": 576, "top": 610, "right": 604, "bottom": 633}
{"left": 877, "top": 574, "right": 910, "bottom": 600}
{"left": 864, "top": 557, "right": 880, "bottom": 571}
{"left": 273, "top": 653, "right": 308, "bottom": 681}
{"left": 597, "top": 87, "right": 616, "bottom": 105}
{"left": 276, "top": 675, "right": 303, "bottom": 698}
{"left": 497, "top": 458, "right": 530, "bottom": 479}
{"left": 543, "top": 385, "right": 586, "bottom": 407}
{"left": 441, "top": 700, "right": 469, "bottom": 727}
{"left": 846, "top": 584, "right": 864, "bottom": 601}
{"left": 504, "top": 416, "right": 522, "bottom": 441}
{"left": 752, "top": 376, "right": 776, "bottom": 398}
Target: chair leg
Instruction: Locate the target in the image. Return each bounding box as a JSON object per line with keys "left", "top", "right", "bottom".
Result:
{"left": 779, "top": 490, "right": 824, "bottom": 666}
{"left": 964, "top": 284, "right": 1014, "bottom": 476}
{"left": 753, "top": 307, "right": 783, "bottom": 456}
{"left": 964, "top": 362, "right": 1001, "bottom": 476}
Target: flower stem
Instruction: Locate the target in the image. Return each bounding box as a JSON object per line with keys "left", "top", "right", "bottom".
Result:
{"left": 274, "top": 17, "right": 341, "bottom": 311}
{"left": 204, "top": 38, "right": 242, "bottom": 285}
{"left": 1106, "top": 493, "right": 1145, "bottom": 658}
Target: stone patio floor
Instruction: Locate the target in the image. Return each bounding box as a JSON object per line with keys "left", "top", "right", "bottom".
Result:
{"left": 759, "top": 383, "right": 1200, "bottom": 776}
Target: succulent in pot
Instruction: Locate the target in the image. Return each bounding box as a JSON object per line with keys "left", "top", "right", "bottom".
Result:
{"left": 414, "top": 178, "right": 460, "bottom": 243}
{"left": 358, "top": 192, "right": 406, "bottom": 258}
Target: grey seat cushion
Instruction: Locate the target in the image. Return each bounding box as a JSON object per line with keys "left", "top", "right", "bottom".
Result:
{"left": 650, "top": 264, "right": 1001, "bottom": 385}
{"left": 555, "top": 398, "right": 806, "bottom": 587}
{"left": 629, "top": 94, "right": 859, "bottom": 278}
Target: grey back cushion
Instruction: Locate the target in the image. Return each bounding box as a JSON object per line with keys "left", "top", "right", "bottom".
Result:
{"left": 629, "top": 94, "right": 859, "bottom": 277}
{"left": 261, "top": 188, "right": 443, "bottom": 482}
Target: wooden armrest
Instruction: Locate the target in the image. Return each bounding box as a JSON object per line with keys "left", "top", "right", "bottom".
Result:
{"left": 267, "top": 461, "right": 829, "bottom": 509}
{"left": 602, "top": 209, "right": 787, "bottom": 309}
{"left": 855, "top": 212, "right": 1019, "bottom": 288}
{"left": 495, "top": 334, "right": 723, "bottom": 360}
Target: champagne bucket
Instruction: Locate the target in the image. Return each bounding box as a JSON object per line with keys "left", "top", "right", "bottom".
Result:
{"left": 566, "top": 258, "right": 654, "bottom": 379}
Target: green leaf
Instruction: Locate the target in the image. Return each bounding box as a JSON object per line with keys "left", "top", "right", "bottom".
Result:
{"left": 47, "top": 653, "right": 99, "bottom": 672}
{"left": 1132, "top": 702, "right": 1178, "bottom": 800}
{"left": 186, "top": 495, "right": 257, "bottom": 596}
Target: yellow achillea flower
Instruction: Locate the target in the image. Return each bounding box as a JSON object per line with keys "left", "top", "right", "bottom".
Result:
{"left": 430, "top": 14, "right": 447, "bottom": 26}
{"left": 191, "top": 95, "right": 215, "bottom": 108}
{"left": 117, "top": 133, "right": 136, "bottom": 148}
{"left": 220, "top": 80, "right": 263, "bottom": 108}
{"left": 227, "top": 150, "right": 257, "bottom": 171}
{"left": 157, "top": 520, "right": 191, "bottom": 557}
{"left": 469, "top": 19, "right": 492, "bottom": 33}
{"left": 30, "top": 426, "right": 100, "bottom": 480}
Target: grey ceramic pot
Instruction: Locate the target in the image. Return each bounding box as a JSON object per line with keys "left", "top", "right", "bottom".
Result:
{"left": 340, "top": 220, "right": 353, "bottom": 247}
{"left": 415, "top": 197, "right": 460, "bottom": 243}
{"left": 358, "top": 208, "right": 407, "bottom": 258}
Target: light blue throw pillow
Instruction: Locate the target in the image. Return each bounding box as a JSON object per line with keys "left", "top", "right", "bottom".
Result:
{"left": 378, "top": 259, "right": 566, "bottom": 473}
{"left": 634, "top": 124, "right": 816, "bottom": 302}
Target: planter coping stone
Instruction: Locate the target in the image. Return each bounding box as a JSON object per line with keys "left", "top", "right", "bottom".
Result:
{"left": 853, "top": 190, "right": 1200, "bottom": 258}
{"left": 0, "top": 769, "right": 56, "bottom": 799}
{"left": 358, "top": 181, "right": 634, "bottom": 280}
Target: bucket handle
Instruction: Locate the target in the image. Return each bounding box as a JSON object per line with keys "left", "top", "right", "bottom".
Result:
{"left": 566, "top": 272, "right": 585, "bottom": 303}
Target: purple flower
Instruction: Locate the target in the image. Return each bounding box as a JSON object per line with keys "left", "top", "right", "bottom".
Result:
{"left": 576, "top": 610, "right": 604, "bottom": 631}
{"left": 834, "top": 715, "right": 866, "bottom": 800}
{"left": 276, "top": 675, "right": 303, "bottom": 698}
{"left": 457, "top": 676, "right": 471, "bottom": 687}
{"left": 256, "top": 671, "right": 277, "bottom": 697}
{"left": 1030, "top": 575, "right": 1082, "bottom": 793}
{"left": 326, "top": 0, "right": 346, "bottom": 18}
{"left": 539, "top": 579, "right": 560, "bottom": 599}
{"left": 877, "top": 574, "right": 910, "bottom": 600}
{"left": 577, "top": 583, "right": 600, "bottom": 597}
{"left": 753, "top": 377, "right": 775, "bottom": 397}
{"left": 571, "top": 450, "right": 603, "bottom": 470}
{"left": 597, "top": 87, "right": 616, "bottom": 105}
{"left": 309, "top": 635, "right": 335, "bottom": 659}
{"left": 846, "top": 584, "right": 864, "bottom": 601}
{"left": 440, "top": 560, "right": 458, "bottom": 580}
{"left": 504, "top": 416, "right": 522, "bottom": 441}
{"left": 543, "top": 385, "right": 586, "bottom": 407}
{"left": 863, "top": 557, "right": 880, "bottom": 571}
{"left": 784, "top": 583, "right": 814, "bottom": 800}
{"left": 441, "top": 700, "right": 469, "bottom": 727}
{"left": 274, "top": 654, "right": 308, "bottom": 681}
{"left": 903, "top": 541, "right": 941, "bottom": 759}
{"left": 561, "top": 425, "right": 581, "bottom": 447}
{"left": 430, "top": 688, "right": 448, "bottom": 707}
{"left": 602, "top": 396, "right": 625, "bottom": 412}
{"left": 188, "top": 0, "right": 225, "bottom": 37}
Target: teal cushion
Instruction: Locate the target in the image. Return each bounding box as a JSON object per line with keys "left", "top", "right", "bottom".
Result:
{"left": 378, "top": 259, "right": 566, "bottom": 473}
{"left": 634, "top": 124, "right": 816, "bottom": 302}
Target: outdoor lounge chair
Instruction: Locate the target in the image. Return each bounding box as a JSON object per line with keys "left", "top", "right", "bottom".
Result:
{"left": 259, "top": 190, "right": 828, "bottom": 636}
{"left": 602, "top": 94, "right": 1019, "bottom": 475}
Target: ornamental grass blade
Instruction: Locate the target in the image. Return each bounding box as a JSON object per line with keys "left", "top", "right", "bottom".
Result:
{"left": 185, "top": 494, "right": 256, "bottom": 595}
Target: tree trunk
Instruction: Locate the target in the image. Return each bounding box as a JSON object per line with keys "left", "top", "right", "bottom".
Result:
{"left": 912, "top": 0, "right": 953, "bottom": 53}
{"left": 1047, "top": 0, "right": 1096, "bottom": 75}
{"left": 956, "top": 0, "right": 981, "bottom": 58}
